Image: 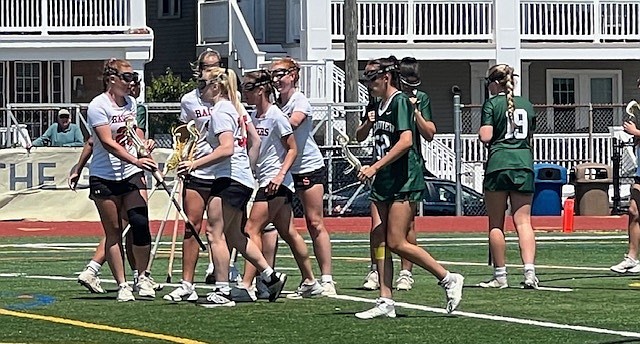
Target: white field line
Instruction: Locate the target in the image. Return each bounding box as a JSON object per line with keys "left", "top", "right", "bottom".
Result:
{"left": 332, "top": 294, "right": 640, "bottom": 339}
{"left": 0, "top": 235, "right": 627, "bottom": 249}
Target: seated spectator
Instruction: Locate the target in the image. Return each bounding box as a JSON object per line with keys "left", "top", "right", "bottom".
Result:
{"left": 32, "top": 109, "right": 84, "bottom": 147}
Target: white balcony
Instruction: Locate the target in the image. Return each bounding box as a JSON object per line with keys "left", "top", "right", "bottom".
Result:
{"left": 329, "top": 0, "right": 640, "bottom": 43}
{"left": 0, "top": 0, "right": 143, "bottom": 34}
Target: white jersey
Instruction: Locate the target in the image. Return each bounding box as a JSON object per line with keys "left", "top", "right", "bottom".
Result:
{"left": 636, "top": 145, "right": 640, "bottom": 177}
{"left": 204, "top": 100, "right": 255, "bottom": 189}
{"left": 180, "top": 89, "right": 216, "bottom": 180}
{"left": 87, "top": 93, "right": 142, "bottom": 180}
{"left": 252, "top": 105, "right": 295, "bottom": 192}
{"left": 278, "top": 91, "right": 325, "bottom": 174}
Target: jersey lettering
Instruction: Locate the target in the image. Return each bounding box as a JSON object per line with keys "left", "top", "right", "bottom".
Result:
{"left": 505, "top": 109, "right": 528, "bottom": 140}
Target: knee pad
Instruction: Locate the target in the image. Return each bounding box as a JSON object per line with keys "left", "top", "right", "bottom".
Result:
{"left": 127, "top": 207, "right": 151, "bottom": 246}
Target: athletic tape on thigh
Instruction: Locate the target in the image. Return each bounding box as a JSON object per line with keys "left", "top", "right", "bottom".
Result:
{"left": 127, "top": 207, "right": 151, "bottom": 246}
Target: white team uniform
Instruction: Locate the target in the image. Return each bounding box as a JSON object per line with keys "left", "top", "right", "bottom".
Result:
{"left": 205, "top": 100, "right": 255, "bottom": 189}
{"left": 278, "top": 91, "right": 324, "bottom": 175}
{"left": 87, "top": 93, "right": 142, "bottom": 180}
{"left": 251, "top": 104, "right": 295, "bottom": 192}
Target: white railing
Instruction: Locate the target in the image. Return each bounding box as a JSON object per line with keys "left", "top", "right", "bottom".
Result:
{"left": 0, "top": 0, "right": 132, "bottom": 33}
{"left": 521, "top": 0, "right": 640, "bottom": 41}
{"left": 423, "top": 138, "right": 480, "bottom": 190}
{"left": 330, "top": 0, "right": 494, "bottom": 42}
{"left": 331, "top": 66, "right": 369, "bottom": 104}
{"left": 229, "top": 0, "right": 266, "bottom": 71}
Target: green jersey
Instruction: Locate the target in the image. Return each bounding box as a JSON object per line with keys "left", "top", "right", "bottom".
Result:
{"left": 481, "top": 94, "right": 536, "bottom": 174}
{"left": 371, "top": 91, "right": 425, "bottom": 201}
{"left": 411, "top": 89, "right": 432, "bottom": 121}
{"left": 136, "top": 103, "right": 147, "bottom": 133}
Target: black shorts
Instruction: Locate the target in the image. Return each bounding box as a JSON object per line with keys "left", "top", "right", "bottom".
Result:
{"left": 211, "top": 177, "right": 254, "bottom": 210}
{"left": 254, "top": 185, "right": 293, "bottom": 203}
{"left": 292, "top": 166, "right": 326, "bottom": 191}
{"left": 89, "top": 172, "right": 145, "bottom": 200}
{"left": 183, "top": 175, "right": 215, "bottom": 200}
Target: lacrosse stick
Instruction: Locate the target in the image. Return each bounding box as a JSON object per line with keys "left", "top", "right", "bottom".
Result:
{"left": 146, "top": 179, "right": 181, "bottom": 272}
{"left": 166, "top": 206, "right": 181, "bottom": 283}
{"left": 626, "top": 100, "right": 640, "bottom": 121}
{"left": 336, "top": 130, "right": 372, "bottom": 186}
{"left": 125, "top": 118, "right": 206, "bottom": 251}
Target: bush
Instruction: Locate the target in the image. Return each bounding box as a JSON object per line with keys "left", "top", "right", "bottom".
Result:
{"left": 145, "top": 68, "right": 197, "bottom": 138}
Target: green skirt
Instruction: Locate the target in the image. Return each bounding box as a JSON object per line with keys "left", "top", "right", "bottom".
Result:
{"left": 483, "top": 169, "right": 534, "bottom": 193}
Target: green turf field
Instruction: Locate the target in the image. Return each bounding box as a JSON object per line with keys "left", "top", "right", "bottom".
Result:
{"left": 1, "top": 232, "right": 639, "bottom": 344}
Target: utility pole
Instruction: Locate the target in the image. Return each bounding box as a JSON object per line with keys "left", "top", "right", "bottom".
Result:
{"left": 344, "top": 0, "right": 359, "bottom": 140}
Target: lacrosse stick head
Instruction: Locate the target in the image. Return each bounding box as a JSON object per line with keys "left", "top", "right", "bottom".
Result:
{"left": 626, "top": 100, "right": 640, "bottom": 122}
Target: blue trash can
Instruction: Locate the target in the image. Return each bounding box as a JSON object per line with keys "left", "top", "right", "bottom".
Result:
{"left": 532, "top": 163, "right": 567, "bottom": 215}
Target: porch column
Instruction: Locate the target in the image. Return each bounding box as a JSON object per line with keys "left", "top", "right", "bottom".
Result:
{"left": 300, "top": 0, "right": 331, "bottom": 61}
{"left": 494, "top": 0, "right": 521, "bottom": 95}
{"left": 128, "top": 59, "right": 146, "bottom": 103}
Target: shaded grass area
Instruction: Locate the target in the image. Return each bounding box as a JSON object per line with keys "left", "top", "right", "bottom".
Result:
{"left": 0, "top": 233, "right": 639, "bottom": 344}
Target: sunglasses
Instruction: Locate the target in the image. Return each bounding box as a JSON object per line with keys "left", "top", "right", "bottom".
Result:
{"left": 242, "top": 79, "right": 271, "bottom": 92}
{"left": 197, "top": 78, "right": 218, "bottom": 90}
{"left": 363, "top": 69, "right": 386, "bottom": 82}
{"left": 199, "top": 61, "right": 222, "bottom": 70}
{"left": 116, "top": 72, "right": 139, "bottom": 83}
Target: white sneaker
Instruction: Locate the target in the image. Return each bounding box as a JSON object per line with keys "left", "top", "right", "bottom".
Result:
{"left": 355, "top": 298, "right": 396, "bottom": 319}
{"left": 610, "top": 255, "right": 640, "bottom": 274}
{"left": 440, "top": 273, "right": 464, "bottom": 313}
{"left": 117, "top": 285, "right": 135, "bottom": 302}
{"left": 146, "top": 274, "right": 163, "bottom": 291}
{"left": 77, "top": 269, "right": 106, "bottom": 294}
{"left": 135, "top": 275, "right": 156, "bottom": 298}
{"left": 321, "top": 280, "right": 337, "bottom": 296}
{"left": 478, "top": 276, "right": 509, "bottom": 289}
{"left": 523, "top": 271, "right": 539, "bottom": 289}
{"left": 362, "top": 270, "right": 380, "bottom": 290}
{"left": 198, "top": 290, "right": 236, "bottom": 308}
{"left": 163, "top": 282, "right": 199, "bottom": 302}
{"left": 396, "top": 270, "right": 414, "bottom": 291}
{"left": 286, "top": 280, "right": 325, "bottom": 299}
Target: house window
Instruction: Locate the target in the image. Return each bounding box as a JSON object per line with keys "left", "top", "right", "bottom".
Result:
{"left": 546, "top": 69, "right": 622, "bottom": 133}
{"left": 159, "top": 0, "right": 181, "bottom": 18}
{"left": 14, "top": 62, "right": 41, "bottom": 103}
{"left": 0, "top": 62, "right": 4, "bottom": 107}
{"left": 50, "top": 61, "right": 63, "bottom": 103}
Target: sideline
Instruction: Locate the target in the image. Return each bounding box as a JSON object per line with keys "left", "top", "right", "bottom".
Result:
{"left": 0, "top": 309, "right": 208, "bottom": 344}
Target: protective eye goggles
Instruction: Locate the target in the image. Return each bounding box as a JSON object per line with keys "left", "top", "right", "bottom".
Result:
{"left": 197, "top": 78, "right": 218, "bottom": 90}
{"left": 242, "top": 79, "right": 271, "bottom": 92}
{"left": 270, "top": 67, "right": 297, "bottom": 80}
{"left": 199, "top": 61, "right": 222, "bottom": 70}
{"left": 116, "top": 72, "right": 139, "bottom": 83}
{"left": 362, "top": 65, "right": 397, "bottom": 82}
{"left": 400, "top": 76, "right": 421, "bottom": 87}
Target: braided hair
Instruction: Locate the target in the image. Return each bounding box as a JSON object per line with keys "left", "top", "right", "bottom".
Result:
{"left": 486, "top": 64, "right": 516, "bottom": 135}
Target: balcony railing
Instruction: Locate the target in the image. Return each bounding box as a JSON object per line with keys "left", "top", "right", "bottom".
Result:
{"left": 331, "top": 0, "right": 494, "bottom": 42}
{"left": 330, "top": 0, "right": 640, "bottom": 43}
{"left": 521, "top": 0, "right": 640, "bottom": 41}
{"left": 0, "top": 0, "right": 132, "bottom": 34}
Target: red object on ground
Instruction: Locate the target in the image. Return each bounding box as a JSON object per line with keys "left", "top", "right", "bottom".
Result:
{"left": 562, "top": 198, "right": 575, "bottom": 233}
{"left": 0, "top": 214, "right": 627, "bottom": 237}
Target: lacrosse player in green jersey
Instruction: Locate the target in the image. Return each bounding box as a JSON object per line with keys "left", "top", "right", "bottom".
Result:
{"left": 354, "top": 56, "right": 464, "bottom": 319}
{"left": 478, "top": 64, "right": 539, "bottom": 289}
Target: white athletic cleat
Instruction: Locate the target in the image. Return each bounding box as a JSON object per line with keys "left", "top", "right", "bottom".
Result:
{"left": 396, "top": 270, "right": 414, "bottom": 291}
{"left": 198, "top": 290, "right": 236, "bottom": 308}
{"left": 136, "top": 275, "right": 156, "bottom": 298}
{"left": 321, "top": 281, "right": 337, "bottom": 296}
{"left": 478, "top": 276, "right": 509, "bottom": 289}
{"left": 163, "top": 282, "right": 199, "bottom": 302}
{"left": 610, "top": 255, "right": 640, "bottom": 274}
{"left": 440, "top": 273, "right": 464, "bottom": 313}
{"left": 77, "top": 268, "right": 106, "bottom": 294}
{"left": 362, "top": 270, "right": 380, "bottom": 290}
{"left": 117, "top": 285, "right": 135, "bottom": 302}
{"left": 355, "top": 298, "right": 396, "bottom": 319}
{"left": 523, "top": 271, "right": 539, "bottom": 290}
{"left": 286, "top": 280, "right": 325, "bottom": 299}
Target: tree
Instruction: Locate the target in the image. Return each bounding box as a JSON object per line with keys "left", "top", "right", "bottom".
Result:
{"left": 145, "top": 68, "right": 197, "bottom": 138}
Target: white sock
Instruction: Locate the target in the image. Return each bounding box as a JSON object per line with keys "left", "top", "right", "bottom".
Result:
{"left": 181, "top": 280, "right": 193, "bottom": 289}
{"left": 215, "top": 282, "right": 230, "bottom": 293}
{"left": 132, "top": 270, "right": 139, "bottom": 281}
{"left": 321, "top": 275, "right": 333, "bottom": 283}
{"left": 260, "top": 267, "right": 274, "bottom": 281}
{"left": 379, "top": 297, "right": 394, "bottom": 305}
{"left": 400, "top": 269, "right": 412, "bottom": 276}
{"left": 494, "top": 266, "right": 507, "bottom": 278}
{"left": 524, "top": 264, "right": 535, "bottom": 273}
{"left": 206, "top": 263, "right": 214, "bottom": 274}
{"left": 87, "top": 260, "right": 102, "bottom": 274}
{"left": 370, "top": 264, "right": 377, "bottom": 271}
{"left": 118, "top": 282, "right": 128, "bottom": 289}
